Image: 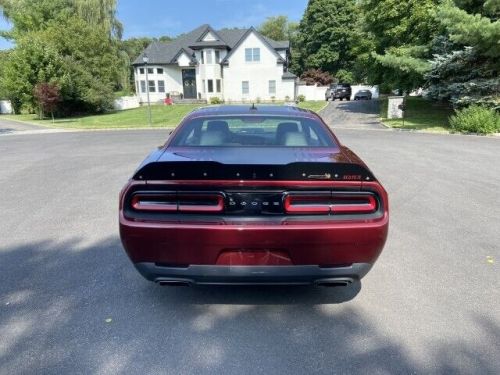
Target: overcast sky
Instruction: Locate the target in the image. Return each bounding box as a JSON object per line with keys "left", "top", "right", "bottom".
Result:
{"left": 0, "top": 0, "right": 308, "bottom": 49}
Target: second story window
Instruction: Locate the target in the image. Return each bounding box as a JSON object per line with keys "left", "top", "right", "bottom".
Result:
{"left": 215, "top": 50, "right": 220, "bottom": 63}
{"left": 157, "top": 68, "right": 164, "bottom": 74}
{"left": 245, "top": 48, "right": 260, "bottom": 62}
{"left": 200, "top": 51, "right": 205, "bottom": 64}
{"left": 206, "top": 50, "right": 213, "bottom": 64}
{"left": 139, "top": 68, "right": 144, "bottom": 74}
{"left": 147, "top": 68, "right": 154, "bottom": 74}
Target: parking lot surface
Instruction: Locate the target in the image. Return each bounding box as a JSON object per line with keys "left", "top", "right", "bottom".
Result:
{"left": 0, "top": 106, "right": 499, "bottom": 374}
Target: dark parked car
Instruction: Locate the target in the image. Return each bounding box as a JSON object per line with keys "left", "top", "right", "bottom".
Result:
{"left": 119, "top": 105, "right": 389, "bottom": 286}
{"left": 354, "top": 90, "right": 373, "bottom": 100}
{"left": 325, "top": 83, "right": 352, "bottom": 101}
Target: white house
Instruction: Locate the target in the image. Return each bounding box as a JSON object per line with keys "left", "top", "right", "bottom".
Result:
{"left": 132, "top": 24, "right": 297, "bottom": 103}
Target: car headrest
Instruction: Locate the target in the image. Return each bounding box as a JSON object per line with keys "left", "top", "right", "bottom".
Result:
{"left": 206, "top": 120, "right": 229, "bottom": 133}
{"left": 284, "top": 132, "right": 308, "bottom": 146}
{"left": 276, "top": 122, "right": 300, "bottom": 144}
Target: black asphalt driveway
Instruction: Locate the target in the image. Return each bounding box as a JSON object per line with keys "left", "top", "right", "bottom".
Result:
{"left": 321, "top": 100, "right": 385, "bottom": 130}
{"left": 0, "top": 117, "right": 45, "bottom": 134}
{"left": 1, "top": 114, "right": 499, "bottom": 373}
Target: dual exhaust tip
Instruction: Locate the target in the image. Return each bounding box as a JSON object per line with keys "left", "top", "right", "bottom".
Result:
{"left": 155, "top": 277, "right": 355, "bottom": 287}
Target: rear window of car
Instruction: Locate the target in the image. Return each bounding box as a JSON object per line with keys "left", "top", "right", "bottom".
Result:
{"left": 170, "top": 116, "right": 337, "bottom": 148}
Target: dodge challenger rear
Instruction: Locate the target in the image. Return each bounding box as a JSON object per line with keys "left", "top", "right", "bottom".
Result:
{"left": 119, "top": 105, "right": 389, "bottom": 286}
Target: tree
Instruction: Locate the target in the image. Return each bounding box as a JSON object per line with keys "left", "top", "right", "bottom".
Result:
{"left": 33, "top": 82, "right": 61, "bottom": 120}
{"left": 300, "top": 69, "right": 333, "bottom": 86}
{"left": 426, "top": 1, "right": 500, "bottom": 108}
{"left": 360, "top": 0, "right": 441, "bottom": 91}
{"left": 0, "top": 0, "right": 125, "bottom": 114}
{"left": 258, "top": 16, "right": 289, "bottom": 41}
{"left": 1, "top": 16, "right": 122, "bottom": 114}
{"left": 296, "top": 0, "right": 361, "bottom": 78}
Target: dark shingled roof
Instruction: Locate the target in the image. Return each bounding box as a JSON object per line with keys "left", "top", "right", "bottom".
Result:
{"left": 133, "top": 24, "right": 289, "bottom": 66}
{"left": 282, "top": 71, "right": 297, "bottom": 79}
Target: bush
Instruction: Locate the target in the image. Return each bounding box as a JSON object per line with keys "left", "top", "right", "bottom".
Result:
{"left": 300, "top": 69, "right": 333, "bottom": 86}
{"left": 449, "top": 105, "right": 500, "bottom": 134}
{"left": 210, "top": 97, "right": 223, "bottom": 105}
{"left": 297, "top": 94, "right": 306, "bottom": 102}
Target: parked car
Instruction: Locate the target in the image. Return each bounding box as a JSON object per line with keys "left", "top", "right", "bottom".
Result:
{"left": 119, "top": 105, "right": 389, "bottom": 287}
{"left": 325, "top": 83, "right": 352, "bottom": 101}
{"left": 354, "top": 90, "right": 373, "bottom": 100}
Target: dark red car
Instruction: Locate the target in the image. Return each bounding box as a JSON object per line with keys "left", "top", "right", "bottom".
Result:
{"left": 119, "top": 105, "right": 388, "bottom": 286}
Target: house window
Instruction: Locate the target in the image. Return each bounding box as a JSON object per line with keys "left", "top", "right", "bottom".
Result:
{"left": 147, "top": 68, "right": 154, "bottom": 74}
{"left": 216, "top": 79, "right": 221, "bottom": 93}
{"left": 207, "top": 79, "right": 214, "bottom": 93}
{"left": 215, "top": 50, "right": 220, "bottom": 63}
{"left": 139, "top": 68, "right": 144, "bottom": 74}
{"left": 148, "top": 80, "right": 156, "bottom": 93}
{"left": 140, "top": 80, "right": 146, "bottom": 93}
{"left": 269, "top": 80, "right": 276, "bottom": 95}
{"left": 158, "top": 80, "right": 165, "bottom": 93}
{"left": 242, "top": 81, "right": 249, "bottom": 95}
{"left": 206, "top": 50, "right": 213, "bottom": 64}
{"left": 245, "top": 48, "right": 260, "bottom": 62}
{"left": 157, "top": 68, "right": 164, "bottom": 74}
{"left": 200, "top": 51, "right": 205, "bottom": 64}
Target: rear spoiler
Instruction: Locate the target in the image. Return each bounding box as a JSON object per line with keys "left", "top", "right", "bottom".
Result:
{"left": 133, "top": 162, "right": 376, "bottom": 182}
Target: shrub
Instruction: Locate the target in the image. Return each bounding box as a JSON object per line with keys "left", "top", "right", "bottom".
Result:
{"left": 285, "top": 95, "right": 291, "bottom": 102}
{"left": 449, "top": 105, "right": 500, "bottom": 134}
{"left": 297, "top": 94, "right": 306, "bottom": 102}
{"left": 300, "top": 69, "right": 333, "bottom": 86}
{"left": 270, "top": 96, "right": 276, "bottom": 103}
{"left": 210, "top": 97, "right": 223, "bottom": 105}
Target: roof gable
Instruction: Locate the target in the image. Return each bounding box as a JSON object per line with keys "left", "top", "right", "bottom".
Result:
{"left": 220, "top": 27, "right": 286, "bottom": 65}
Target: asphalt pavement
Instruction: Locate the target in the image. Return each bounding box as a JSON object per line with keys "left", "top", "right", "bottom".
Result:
{"left": 0, "top": 103, "right": 499, "bottom": 374}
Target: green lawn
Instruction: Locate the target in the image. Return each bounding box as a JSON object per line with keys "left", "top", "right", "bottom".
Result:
{"left": 297, "top": 100, "right": 328, "bottom": 113}
{"left": 5, "top": 101, "right": 328, "bottom": 129}
{"left": 380, "top": 96, "right": 454, "bottom": 132}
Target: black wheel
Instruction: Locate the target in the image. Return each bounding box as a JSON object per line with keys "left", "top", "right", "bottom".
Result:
{"left": 340, "top": 98, "right": 343, "bottom": 101}
{"left": 347, "top": 97, "right": 351, "bottom": 101}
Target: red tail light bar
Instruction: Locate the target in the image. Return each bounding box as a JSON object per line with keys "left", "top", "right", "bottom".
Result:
{"left": 131, "top": 192, "right": 224, "bottom": 213}
{"left": 284, "top": 193, "right": 377, "bottom": 215}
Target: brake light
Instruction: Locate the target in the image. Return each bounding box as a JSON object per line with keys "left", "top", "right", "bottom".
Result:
{"left": 131, "top": 192, "right": 224, "bottom": 213}
{"left": 284, "top": 193, "right": 377, "bottom": 214}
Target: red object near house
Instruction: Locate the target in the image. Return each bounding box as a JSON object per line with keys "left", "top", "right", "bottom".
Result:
{"left": 164, "top": 97, "right": 173, "bottom": 105}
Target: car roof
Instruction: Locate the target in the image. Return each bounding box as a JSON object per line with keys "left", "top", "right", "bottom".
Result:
{"left": 185, "top": 105, "right": 318, "bottom": 119}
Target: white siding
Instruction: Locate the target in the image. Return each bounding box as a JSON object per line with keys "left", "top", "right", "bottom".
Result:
{"left": 135, "top": 65, "right": 183, "bottom": 103}
{"left": 195, "top": 49, "right": 225, "bottom": 100}
{"left": 177, "top": 52, "right": 191, "bottom": 67}
{"left": 222, "top": 31, "right": 294, "bottom": 101}
{"left": 203, "top": 31, "right": 217, "bottom": 42}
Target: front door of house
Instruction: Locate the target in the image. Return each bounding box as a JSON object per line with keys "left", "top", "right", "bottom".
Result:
{"left": 182, "top": 69, "right": 197, "bottom": 99}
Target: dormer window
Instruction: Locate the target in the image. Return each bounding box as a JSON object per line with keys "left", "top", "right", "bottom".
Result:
{"left": 206, "top": 50, "right": 213, "bottom": 64}
{"left": 245, "top": 48, "right": 260, "bottom": 62}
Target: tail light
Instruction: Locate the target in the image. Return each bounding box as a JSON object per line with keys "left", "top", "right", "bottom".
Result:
{"left": 284, "top": 193, "right": 377, "bottom": 215}
{"left": 131, "top": 192, "right": 224, "bottom": 213}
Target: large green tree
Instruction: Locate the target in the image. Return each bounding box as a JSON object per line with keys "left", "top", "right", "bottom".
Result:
{"left": 296, "top": 0, "right": 360, "bottom": 77}
{"left": 0, "top": 0, "right": 126, "bottom": 114}
{"left": 360, "top": 0, "right": 441, "bottom": 91}
{"left": 426, "top": 0, "right": 500, "bottom": 107}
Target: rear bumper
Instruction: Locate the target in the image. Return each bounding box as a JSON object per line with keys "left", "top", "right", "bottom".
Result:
{"left": 135, "top": 262, "right": 372, "bottom": 285}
